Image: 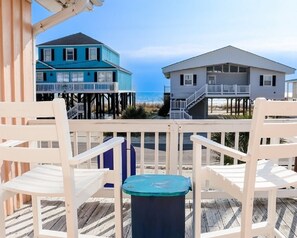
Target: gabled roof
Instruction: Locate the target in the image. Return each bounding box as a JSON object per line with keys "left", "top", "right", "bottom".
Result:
{"left": 162, "top": 45, "right": 295, "bottom": 76}
{"left": 37, "top": 33, "right": 102, "bottom": 46}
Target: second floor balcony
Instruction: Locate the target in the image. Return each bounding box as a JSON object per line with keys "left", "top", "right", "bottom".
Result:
{"left": 206, "top": 84, "right": 250, "bottom": 97}
{"left": 36, "top": 82, "right": 119, "bottom": 93}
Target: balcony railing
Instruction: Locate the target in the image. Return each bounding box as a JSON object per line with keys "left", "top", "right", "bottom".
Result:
{"left": 29, "top": 118, "right": 297, "bottom": 199}
{"left": 206, "top": 84, "right": 250, "bottom": 96}
{"left": 36, "top": 82, "right": 118, "bottom": 93}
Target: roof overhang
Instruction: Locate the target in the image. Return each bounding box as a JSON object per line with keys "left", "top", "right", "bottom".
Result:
{"left": 33, "top": 0, "right": 103, "bottom": 35}
{"left": 35, "top": 0, "right": 103, "bottom": 12}
{"left": 162, "top": 46, "right": 296, "bottom": 78}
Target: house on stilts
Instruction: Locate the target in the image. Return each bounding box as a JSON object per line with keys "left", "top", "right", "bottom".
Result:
{"left": 162, "top": 46, "right": 295, "bottom": 119}
{"left": 36, "top": 32, "right": 135, "bottom": 119}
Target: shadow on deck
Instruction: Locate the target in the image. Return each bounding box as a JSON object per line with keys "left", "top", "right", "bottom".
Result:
{"left": 5, "top": 198, "right": 297, "bottom": 238}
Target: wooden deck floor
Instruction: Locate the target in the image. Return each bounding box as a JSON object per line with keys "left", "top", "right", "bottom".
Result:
{"left": 5, "top": 197, "right": 297, "bottom": 238}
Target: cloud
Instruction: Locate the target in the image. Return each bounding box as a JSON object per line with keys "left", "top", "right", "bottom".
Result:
{"left": 232, "top": 37, "right": 297, "bottom": 54}
{"left": 121, "top": 44, "right": 206, "bottom": 60}
{"left": 121, "top": 36, "right": 297, "bottom": 63}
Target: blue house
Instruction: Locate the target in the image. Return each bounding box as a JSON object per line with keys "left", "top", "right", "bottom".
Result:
{"left": 36, "top": 32, "right": 135, "bottom": 119}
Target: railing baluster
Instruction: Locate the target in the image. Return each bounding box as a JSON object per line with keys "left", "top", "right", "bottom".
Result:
{"left": 179, "top": 132, "right": 184, "bottom": 175}
{"left": 206, "top": 132, "right": 211, "bottom": 166}
{"left": 220, "top": 132, "right": 225, "bottom": 165}
{"left": 86, "top": 132, "right": 92, "bottom": 169}
{"left": 166, "top": 132, "right": 170, "bottom": 174}
{"left": 154, "top": 132, "right": 159, "bottom": 174}
{"left": 127, "top": 133, "right": 131, "bottom": 176}
{"left": 234, "top": 132, "right": 239, "bottom": 165}
{"left": 140, "top": 132, "right": 145, "bottom": 174}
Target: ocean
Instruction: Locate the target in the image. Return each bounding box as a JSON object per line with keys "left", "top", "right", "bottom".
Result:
{"left": 136, "top": 91, "right": 164, "bottom": 104}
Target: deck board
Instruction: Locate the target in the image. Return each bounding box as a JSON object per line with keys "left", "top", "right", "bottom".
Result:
{"left": 5, "top": 198, "right": 297, "bottom": 237}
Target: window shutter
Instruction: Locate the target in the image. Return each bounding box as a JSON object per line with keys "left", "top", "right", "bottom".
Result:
{"left": 86, "top": 48, "right": 89, "bottom": 60}
{"left": 113, "top": 72, "right": 116, "bottom": 82}
{"left": 51, "top": 49, "right": 55, "bottom": 61}
{"left": 97, "top": 48, "right": 100, "bottom": 61}
{"left": 63, "top": 49, "right": 66, "bottom": 61}
{"left": 40, "top": 49, "right": 44, "bottom": 61}
{"left": 44, "top": 72, "right": 47, "bottom": 81}
{"left": 94, "top": 72, "right": 97, "bottom": 82}
{"left": 193, "top": 74, "right": 197, "bottom": 86}
{"left": 180, "top": 74, "right": 184, "bottom": 85}
{"left": 272, "top": 75, "right": 276, "bottom": 86}
{"left": 74, "top": 49, "right": 77, "bottom": 60}
{"left": 260, "top": 75, "right": 263, "bottom": 86}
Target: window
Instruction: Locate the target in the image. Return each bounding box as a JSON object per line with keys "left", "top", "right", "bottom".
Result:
{"left": 214, "top": 65, "right": 222, "bottom": 72}
{"left": 207, "top": 66, "right": 213, "bottom": 72}
{"left": 230, "top": 65, "right": 238, "bottom": 72}
{"left": 184, "top": 74, "right": 193, "bottom": 85}
{"left": 43, "top": 49, "right": 52, "bottom": 62}
{"left": 239, "top": 67, "right": 247, "bottom": 73}
{"left": 208, "top": 75, "right": 216, "bottom": 85}
{"left": 88, "top": 48, "right": 97, "bottom": 60}
{"left": 260, "top": 75, "right": 276, "bottom": 86}
{"left": 66, "top": 48, "right": 74, "bottom": 61}
{"left": 57, "top": 72, "right": 69, "bottom": 82}
{"left": 97, "top": 71, "right": 113, "bottom": 82}
{"left": 263, "top": 75, "right": 273, "bottom": 86}
{"left": 36, "top": 72, "right": 44, "bottom": 81}
{"left": 223, "top": 64, "right": 229, "bottom": 73}
{"left": 71, "top": 72, "right": 84, "bottom": 82}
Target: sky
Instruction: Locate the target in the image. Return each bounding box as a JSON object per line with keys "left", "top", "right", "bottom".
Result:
{"left": 32, "top": 0, "right": 297, "bottom": 92}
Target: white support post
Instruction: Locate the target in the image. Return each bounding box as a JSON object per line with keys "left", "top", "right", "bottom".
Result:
{"left": 192, "top": 141, "right": 202, "bottom": 238}
{"left": 169, "top": 122, "right": 179, "bottom": 174}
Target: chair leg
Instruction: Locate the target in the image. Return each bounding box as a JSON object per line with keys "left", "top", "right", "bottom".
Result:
{"left": 113, "top": 143, "right": 123, "bottom": 238}
{"left": 32, "top": 196, "right": 42, "bottom": 236}
{"left": 267, "top": 190, "right": 277, "bottom": 237}
{"left": 114, "top": 181, "right": 123, "bottom": 238}
{"left": 64, "top": 196, "right": 79, "bottom": 238}
{"left": 0, "top": 192, "right": 6, "bottom": 238}
{"left": 240, "top": 195, "right": 254, "bottom": 237}
{"left": 193, "top": 143, "right": 202, "bottom": 238}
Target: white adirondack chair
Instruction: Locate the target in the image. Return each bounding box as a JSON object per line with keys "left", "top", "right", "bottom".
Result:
{"left": 0, "top": 99, "right": 124, "bottom": 238}
{"left": 191, "top": 98, "right": 297, "bottom": 238}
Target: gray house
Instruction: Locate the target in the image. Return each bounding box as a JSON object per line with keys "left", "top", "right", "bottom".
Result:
{"left": 162, "top": 46, "right": 295, "bottom": 119}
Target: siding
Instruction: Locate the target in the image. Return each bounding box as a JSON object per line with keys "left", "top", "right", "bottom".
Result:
{"left": 118, "top": 71, "right": 132, "bottom": 91}
{"left": 0, "top": 0, "right": 33, "bottom": 215}
{"left": 249, "top": 68, "right": 285, "bottom": 100}
{"left": 101, "top": 45, "right": 120, "bottom": 65}
{"left": 170, "top": 68, "right": 206, "bottom": 99}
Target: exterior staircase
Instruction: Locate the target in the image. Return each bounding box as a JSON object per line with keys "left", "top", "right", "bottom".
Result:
{"left": 170, "top": 85, "right": 206, "bottom": 119}
{"left": 67, "top": 103, "right": 84, "bottom": 119}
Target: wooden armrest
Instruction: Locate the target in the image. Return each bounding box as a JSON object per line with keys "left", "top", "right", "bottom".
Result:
{"left": 191, "top": 135, "right": 248, "bottom": 162}
{"left": 70, "top": 137, "right": 124, "bottom": 166}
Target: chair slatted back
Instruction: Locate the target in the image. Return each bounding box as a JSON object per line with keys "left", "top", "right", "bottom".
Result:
{"left": 0, "top": 99, "right": 72, "bottom": 164}
{"left": 248, "top": 98, "right": 297, "bottom": 161}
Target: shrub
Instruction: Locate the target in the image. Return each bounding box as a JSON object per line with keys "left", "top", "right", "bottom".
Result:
{"left": 158, "top": 97, "right": 170, "bottom": 117}
{"left": 121, "top": 106, "right": 147, "bottom": 119}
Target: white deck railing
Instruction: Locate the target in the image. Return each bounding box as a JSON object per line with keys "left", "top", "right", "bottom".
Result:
{"left": 29, "top": 119, "right": 297, "bottom": 199}
{"left": 36, "top": 82, "right": 118, "bottom": 93}
{"left": 206, "top": 84, "right": 250, "bottom": 96}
